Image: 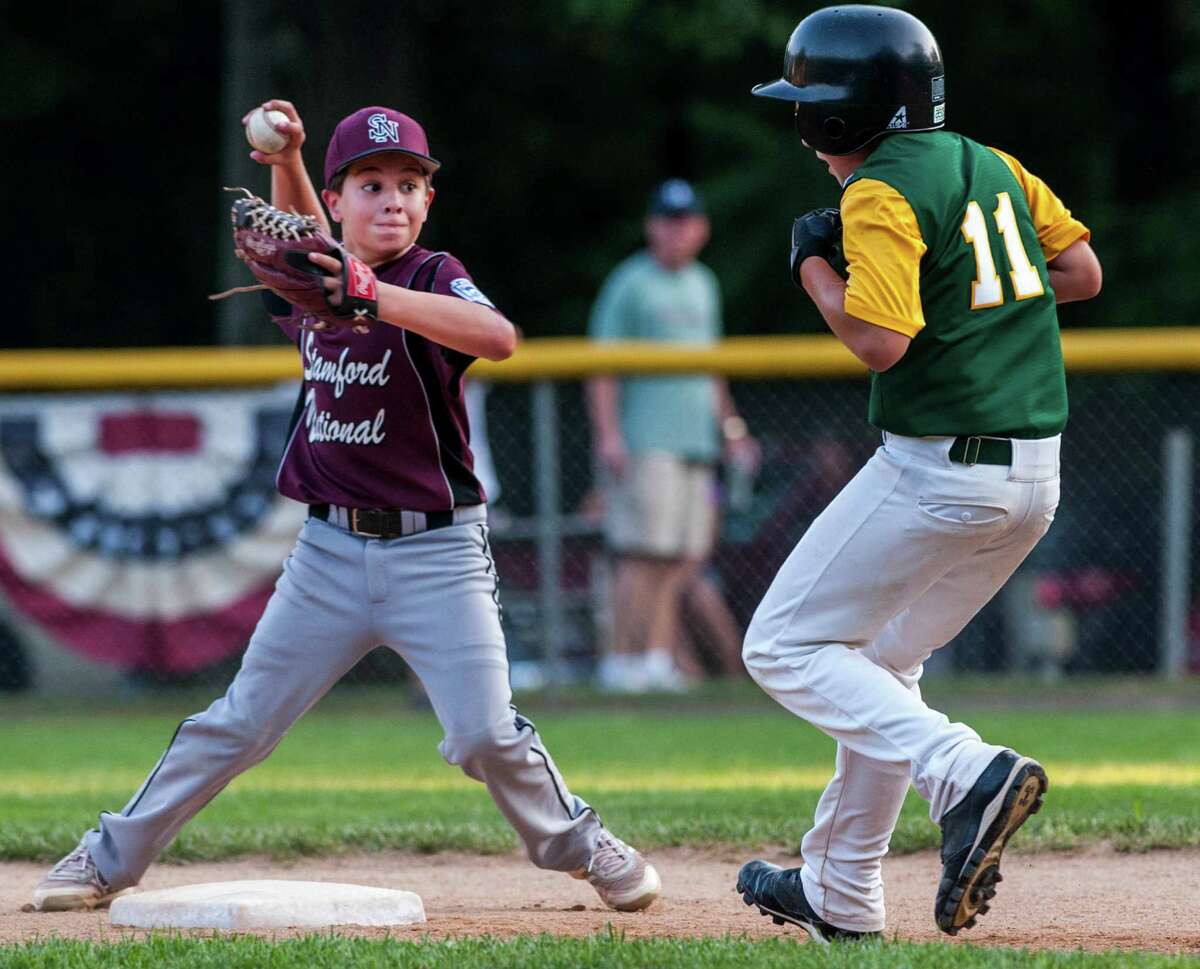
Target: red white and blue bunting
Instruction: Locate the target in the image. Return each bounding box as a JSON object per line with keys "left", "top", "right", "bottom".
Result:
{"left": 0, "top": 385, "right": 306, "bottom": 674}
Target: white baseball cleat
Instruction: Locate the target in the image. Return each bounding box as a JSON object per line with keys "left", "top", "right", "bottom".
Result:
{"left": 596, "top": 654, "right": 651, "bottom": 694}
{"left": 32, "top": 838, "right": 131, "bottom": 912}
{"left": 640, "top": 649, "right": 690, "bottom": 693}
{"left": 572, "top": 830, "right": 661, "bottom": 911}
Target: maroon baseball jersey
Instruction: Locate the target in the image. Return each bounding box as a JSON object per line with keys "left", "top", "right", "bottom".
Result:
{"left": 273, "top": 246, "right": 498, "bottom": 511}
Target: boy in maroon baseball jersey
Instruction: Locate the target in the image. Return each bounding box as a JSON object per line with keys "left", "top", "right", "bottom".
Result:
{"left": 32, "top": 102, "right": 660, "bottom": 915}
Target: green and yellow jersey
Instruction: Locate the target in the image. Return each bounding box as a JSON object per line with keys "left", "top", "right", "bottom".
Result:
{"left": 841, "top": 131, "right": 1090, "bottom": 438}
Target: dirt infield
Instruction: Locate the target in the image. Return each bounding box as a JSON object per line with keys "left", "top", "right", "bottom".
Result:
{"left": 2, "top": 847, "right": 1197, "bottom": 953}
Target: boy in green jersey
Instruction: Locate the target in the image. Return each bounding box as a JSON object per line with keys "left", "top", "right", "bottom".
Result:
{"left": 735, "top": 5, "right": 1102, "bottom": 944}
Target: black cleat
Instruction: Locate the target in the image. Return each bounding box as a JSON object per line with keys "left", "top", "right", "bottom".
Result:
{"left": 736, "top": 860, "right": 881, "bottom": 944}
{"left": 935, "top": 750, "right": 1048, "bottom": 935}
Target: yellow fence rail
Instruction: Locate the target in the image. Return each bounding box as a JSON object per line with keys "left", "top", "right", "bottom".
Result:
{"left": 1, "top": 328, "right": 1198, "bottom": 390}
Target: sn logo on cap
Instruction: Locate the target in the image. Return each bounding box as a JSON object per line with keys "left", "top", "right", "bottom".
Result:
{"left": 367, "top": 113, "right": 400, "bottom": 144}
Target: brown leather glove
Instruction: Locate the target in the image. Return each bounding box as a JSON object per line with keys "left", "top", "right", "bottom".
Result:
{"left": 222, "top": 191, "right": 378, "bottom": 333}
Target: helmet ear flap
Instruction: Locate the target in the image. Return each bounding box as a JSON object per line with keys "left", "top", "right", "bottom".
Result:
{"left": 793, "top": 105, "right": 848, "bottom": 153}
{"left": 822, "top": 117, "right": 847, "bottom": 141}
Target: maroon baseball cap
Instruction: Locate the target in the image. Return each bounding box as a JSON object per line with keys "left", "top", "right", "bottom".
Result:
{"left": 323, "top": 106, "right": 442, "bottom": 187}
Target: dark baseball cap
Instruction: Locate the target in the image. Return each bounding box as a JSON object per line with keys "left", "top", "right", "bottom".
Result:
{"left": 647, "top": 179, "right": 705, "bottom": 217}
{"left": 324, "top": 106, "right": 442, "bottom": 187}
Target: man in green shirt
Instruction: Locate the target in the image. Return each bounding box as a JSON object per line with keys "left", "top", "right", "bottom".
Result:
{"left": 587, "top": 180, "right": 755, "bottom": 692}
{"left": 734, "top": 5, "right": 1103, "bottom": 944}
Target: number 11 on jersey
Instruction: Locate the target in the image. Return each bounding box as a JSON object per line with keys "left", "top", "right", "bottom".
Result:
{"left": 961, "top": 191, "right": 1045, "bottom": 309}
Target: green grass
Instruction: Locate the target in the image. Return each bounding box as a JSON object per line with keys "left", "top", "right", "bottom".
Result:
{"left": 2, "top": 686, "right": 1198, "bottom": 863}
{"left": 1, "top": 934, "right": 1196, "bottom": 969}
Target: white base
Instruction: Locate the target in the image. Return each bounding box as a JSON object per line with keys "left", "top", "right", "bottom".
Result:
{"left": 108, "top": 880, "right": 426, "bottom": 930}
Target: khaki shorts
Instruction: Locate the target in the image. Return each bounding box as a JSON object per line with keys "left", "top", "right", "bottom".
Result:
{"left": 605, "top": 452, "right": 716, "bottom": 559}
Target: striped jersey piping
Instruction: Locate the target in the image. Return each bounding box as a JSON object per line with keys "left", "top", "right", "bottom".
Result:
{"left": 274, "top": 330, "right": 311, "bottom": 493}
{"left": 401, "top": 252, "right": 455, "bottom": 509}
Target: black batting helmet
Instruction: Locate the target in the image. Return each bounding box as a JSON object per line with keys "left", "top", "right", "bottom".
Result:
{"left": 752, "top": 5, "right": 946, "bottom": 155}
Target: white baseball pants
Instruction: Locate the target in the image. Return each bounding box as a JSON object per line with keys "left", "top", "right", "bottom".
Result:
{"left": 743, "top": 432, "right": 1060, "bottom": 932}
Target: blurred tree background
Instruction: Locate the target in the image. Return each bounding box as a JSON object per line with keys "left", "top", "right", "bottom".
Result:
{"left": 3, "top": 0, "right": 1198, "bottom": 349}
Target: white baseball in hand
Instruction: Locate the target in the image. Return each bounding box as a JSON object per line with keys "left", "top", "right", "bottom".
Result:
{"left": 245, "top": 108, "right": 289, "bottom": 154}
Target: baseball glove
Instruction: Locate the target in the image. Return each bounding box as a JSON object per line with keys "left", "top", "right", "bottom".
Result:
{"left": 211, "top": 189, "right": 377, "bottom": 333}
{"left": 790, "top": 208, "right": 846, "bottom": 287}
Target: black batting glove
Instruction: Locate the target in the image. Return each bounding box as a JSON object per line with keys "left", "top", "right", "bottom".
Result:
{"left": 790, "top": 208, "right": 843, "bottom": 287}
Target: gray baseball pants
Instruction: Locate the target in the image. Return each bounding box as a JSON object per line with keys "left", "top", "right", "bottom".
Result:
{"left": 85, "top": 513, "right": 602, "bottom": 890}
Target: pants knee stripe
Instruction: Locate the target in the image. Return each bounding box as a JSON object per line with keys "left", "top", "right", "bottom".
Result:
{"left": 121, "top": 717, "right": 196, "bottom": 818}
{"left": 478, "top": 524, "right": 503, "bottom": 616}
{"left": 512, "top": 708, "right": 586, "bottom": 821}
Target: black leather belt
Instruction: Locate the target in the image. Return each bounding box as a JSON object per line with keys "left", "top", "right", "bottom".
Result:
{"left": 948, "top": 436, "right": 1013, "bottom": 466}
{"left": 309, "top": 503, "right": 458, "bottom": 539}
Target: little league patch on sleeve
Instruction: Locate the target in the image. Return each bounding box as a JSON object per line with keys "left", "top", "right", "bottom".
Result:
{"left": 450, "top": 278, "right": 495, "bottom": 308}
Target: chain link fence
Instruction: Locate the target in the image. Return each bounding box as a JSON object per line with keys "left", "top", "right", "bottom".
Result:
{"left": 0, "top": 360, "right": 1196, "bottom": 693}
{"left": 480, "top": 372, "right": 1200, "bottom": 685}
